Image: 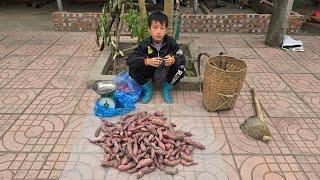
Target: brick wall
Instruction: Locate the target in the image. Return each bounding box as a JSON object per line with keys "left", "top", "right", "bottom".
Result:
{"left": 180, "top": 13, "right": 305, "bottom": 33}
{"left": 52, "top": 11, "right": 304, "bottom": 33}
{"left": 52, "top": 12, "right": 101, "bottom": 32}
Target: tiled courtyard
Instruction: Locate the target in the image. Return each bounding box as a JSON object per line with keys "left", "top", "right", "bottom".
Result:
{"left": 0, "top": 31, "right": 320, "bottom": 180}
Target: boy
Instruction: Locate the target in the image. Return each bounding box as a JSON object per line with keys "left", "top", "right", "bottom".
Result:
{"left": 126, "top": 11, "right": 186, "bottom": 104}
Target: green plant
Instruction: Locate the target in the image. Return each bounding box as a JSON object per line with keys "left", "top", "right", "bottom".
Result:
{"left": 96, "top": 1, "right": 150, "bottom": 60}
{"left": 123, "top": 8, "right": 149, "bottom": 42}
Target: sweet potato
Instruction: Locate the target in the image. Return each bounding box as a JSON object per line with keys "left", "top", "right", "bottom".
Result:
{"left": 95, "top": 127, "right": 101, "bottom": 137}
{"left": 165, "top": 149, "right": 173, "bottom": 159}
{"left": 136, "top": 166, "right": 156, "bottom": 179}
{"left": 157, "top": 128, "right": 163, "bottom": 140}
{"left": 151, "top": 118, "right": 171, "bottom": 127}
{"left": 185, "top": 139, "right": 206, "bottom": 150}
{"left": 155, "top": 149, "right": 167, "bottom": 155}
{"left": 87, "top": 137, "right": 103, "bottom": 144}
{"left": 146, "top": 125, "right": 157, "bottom": 135}
{"left": 133, "top": 141, "right": 138, "bottom": 156}
{"left": 140, "top": 143, "right": 147, "bottom": 152}
{"left": 126, "top": 142, "right": 138, "bottom": 163}
{"left": 153, "top": 111, "right": 164, "bottom": 117}
{"left": 103, "top": 120, "right": 115, "bottom": 127}
{"left": 121, "top": 156, "right": 130, "bottom": 165}
{"left": 180, "top": 159, "right": 198, "bottom": 166}
{"left": 137, "top": 151, "right": 147, "bottom": 161}
{"left": 180, "top": 152, "right": 192, "bottom": 162}
{"left": 155, "top": 137, "right": 166, "bottom": 150}
{"left": 164, "top": 159, "right": 180, "bottom": 166}
{"left": 92, "top": 111, "right": 205, "bottom": 177}
{"left": 162, "top": 138, "right": 175, "bottom": 145}
{"left": 120, "top": 113, "right": 134, "bottom": 121}
{"left": 135, "top": 158, "right": 153, "bottom": 169}
{"left": 118, "top": 162, "right": 136, "bottom": 171}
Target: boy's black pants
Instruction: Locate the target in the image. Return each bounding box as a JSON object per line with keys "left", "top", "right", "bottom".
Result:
{"left": 129, "top": 64, "right": 185, "bottom": 85}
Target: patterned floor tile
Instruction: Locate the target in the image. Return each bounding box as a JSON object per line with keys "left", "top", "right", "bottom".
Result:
{"left": 297, "top": 93, "right": 320, "bottom": 116}
{"left": 225, "top": 48, "right": 261, "bottom": 59}
{"left": 258, "top": 92, "right": 315, "bottom": 118}
{"left": 218, "top": 91, "right": 255, "bottom": 117}
{"left": 28, "top": 33, "right": 62, "bottom": 45}
{"left": 74, "top": 90, "right": 99, "bottom": 115}
{"left": 0, "top": 69, "right": 21, "bottom": 88}
{"left": 197, "top": 47, "right": 226, "bottom": 60}
{"left": 46, "top": 70, "right": 88, "bottom": 89}
{"left": 42, "top": 45, "right": 80, "bottom": 56}
{"left": 4, "top": 69, "right": 58, "bottom": 89}
{"left": 11, "top": 44, "right": 50, "bottom": 56}
{"left": 0, "top": 153, "right": 16, "bottom": 179}
{"left": 0, "top": 32, "right": 10, "bottom": 41}
{"left": 73, "top": 45, "right": 101, "bottom": 57}
{"left": 281, "top": 74, "right": 320, "bottom": 93}
{"left": 195, "top": 35, "right": 223, "bottom": 48}
{"left": 0, "top": 114, "right": 20, "bottom": 137}
{"left": 241, "top": 34, "right": 268, "bottom": 48}
{"left": 61, "top": 154, "right": 240, "bottom": 180}
{"left": 173, "top": 116, "right": 231, "bottom": 154}
{"left": 221, "top": 116, "right": 290, "bottom": 155}
{"left": 295, "top": 155, "right": 320, "bottom": 180}
{"left": 169, "top": 103, "right": 218, "bottom": 117}
{"left": 0, "top": 55, "right": 37, "bottom": 69}
{"left": 55, "top": 32, "right": 91, "bottom": 45}
{"left": 0, "top": 152, "right": 68, "bottom": 179}
{"left": 0, "top": 88, "right": 41, "bottom": 114}
{"left": 255, "top": 48, "right": 293, "bottom": 60}
{"left": 4, "top": 31, "right": 35, "bottom": 41}
{"left": 298, "top": 60, "right": 320, "bottom": 74}
{"left": 246, "top": 73, "right": 291, "bottom": 92}
{"left": 243, "top": 59, "right": 274, "bottom": 73}
{"left": 271, "top": 118, "right": 320, "bottom": 155}
{"left": 286, "top": 48, "right": 320, "bottom": 61}
{"left": 0, "top": 114, "right": 70, "bottom": 152}
{"left": 61, "top": 56, "right": 97, "bottom": 71}
{"left": 235, "top": 155, "right": 309, "bottom": 180}
{"left": 264, "top": 59, "right": 309, "bottom": 74}
{"left": 52, "top": 115, "right": 87, "bottom": 153}
{"left": 26, "top": 55, "right": 70, "bottom": 70}
{"left": 218, "top": 37, "right": 250, "bottom": 48}
{"left": 25, "top": 88, "right": 84, "bottom": 114}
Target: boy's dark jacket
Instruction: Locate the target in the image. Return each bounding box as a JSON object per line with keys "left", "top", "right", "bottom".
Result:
{"left": 126, "top": 35, "right": 186, "bottom": 68}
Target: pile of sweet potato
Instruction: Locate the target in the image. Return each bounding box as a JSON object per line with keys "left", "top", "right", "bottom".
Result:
{"left": 89, "top": 111, "right": 205, "bottom": 179}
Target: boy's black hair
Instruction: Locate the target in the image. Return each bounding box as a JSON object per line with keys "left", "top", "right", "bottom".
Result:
{"left": 148, "top": 11, "right": 168, "bottom": 28}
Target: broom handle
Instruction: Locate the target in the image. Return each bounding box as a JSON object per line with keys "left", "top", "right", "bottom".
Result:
{"left": 251, "top": 88, "right": 264, "bottom": 122}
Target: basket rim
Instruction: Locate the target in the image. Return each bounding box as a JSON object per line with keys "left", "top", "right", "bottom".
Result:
{"left": 206, "top": 55, "right": 247, "bottom": 73}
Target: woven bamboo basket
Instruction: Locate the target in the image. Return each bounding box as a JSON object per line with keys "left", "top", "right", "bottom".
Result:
{"left": 202, "top": 54, "right": 247, "bottom": 111}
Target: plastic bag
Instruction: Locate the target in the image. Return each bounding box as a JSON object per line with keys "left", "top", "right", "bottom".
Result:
{"left": 94, "top": 71, "right": 141, "bottom": 117}
{"left": 154, "top": 61, "right": 168, "bottom": 84}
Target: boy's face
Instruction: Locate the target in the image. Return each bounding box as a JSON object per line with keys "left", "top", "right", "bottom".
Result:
{"left": 148, "top": 21, "right": 166, "bottom": 43}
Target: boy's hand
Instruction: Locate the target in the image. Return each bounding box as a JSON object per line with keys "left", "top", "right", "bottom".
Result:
{"left": 164, "top": 55, "right": 175, "bottom": 66}
{"left": 145, "top": 57, "right": 162, "bottom": 67}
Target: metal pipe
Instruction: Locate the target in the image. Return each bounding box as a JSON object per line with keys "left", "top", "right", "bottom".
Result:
{"left": 57, "top": 0, "right": 63, "bottom": 11}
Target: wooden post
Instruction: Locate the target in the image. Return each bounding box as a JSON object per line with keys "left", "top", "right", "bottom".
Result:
{"left": 164, "top": 0, "right": 174, "bottom": 37}
{"left": 265, "top": 0, "right": 294, "bottom": 47}
{"left": 138, "top": 0, "right": 147, "bottom": 20}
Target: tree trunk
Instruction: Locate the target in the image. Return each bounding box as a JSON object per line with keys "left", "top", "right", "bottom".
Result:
{"left": 265, "top": 0, "right": 294, "bottom": 47}
{"left": 138, "top": 0, "right": 147, "bottom": 20}
{"left": 164, "top": 0, "right": 174, "bottom": 37}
